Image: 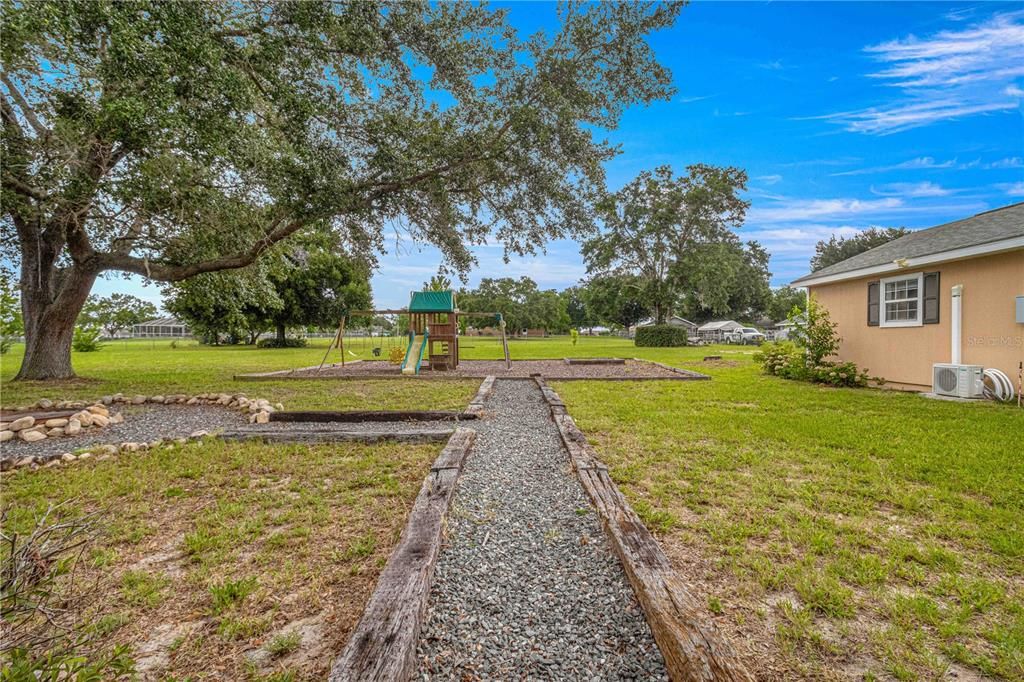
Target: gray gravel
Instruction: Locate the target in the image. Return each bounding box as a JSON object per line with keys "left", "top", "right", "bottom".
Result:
{"left": 1, "top": 404, "right": 247, "bottom": 460}
{"left": 417, "top": 379, "right": 667, "bottom": 680}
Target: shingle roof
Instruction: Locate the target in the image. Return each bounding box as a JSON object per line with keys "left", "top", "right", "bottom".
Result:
{"left": 792, "top": 202, "right": 1024, "bottom": 285}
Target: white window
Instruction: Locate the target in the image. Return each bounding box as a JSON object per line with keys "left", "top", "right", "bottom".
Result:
{"left": 880, "top": 272, "right": 923, "bottom": 327}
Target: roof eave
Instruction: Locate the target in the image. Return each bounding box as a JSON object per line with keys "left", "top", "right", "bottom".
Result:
{"left": 790, "top": 236, "right": 1024, "bottom": 288}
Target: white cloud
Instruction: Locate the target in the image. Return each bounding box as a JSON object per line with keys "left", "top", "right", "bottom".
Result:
{"left": 819, "top": 11, "right": 1024, "bottom": 134}
{"left": 1005, "top": 84, "right": 1024, "bottom": 97}
{"left": 747, "top": 197, "right": 905, "bottom": 223}
{"left": 678, "top": 94, "right": 714, "bottom": 104}
{"left": 829, "top": 155, "right": 1024, "bottom": 176}
{"left": 996, "top": 181, "right": 1024, "bottom": 197}
{"left": 989, "top": 157, "right": 1023, "bottom": 168}
{"left": 870, "top": 181, "right": 953, "bottom": 197}
{"left": 755, "top": 174, "right": 783, "bottom": 185}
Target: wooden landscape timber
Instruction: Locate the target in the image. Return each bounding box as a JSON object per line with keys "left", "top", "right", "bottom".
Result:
{"left": 465, "top": 375, "right": 496, "bottom": 416}
{"left": 563, "top": 357, "right": 626, "bottom": 365}
{"left": 269, "top": 410, "right": 478, "bottom": 423}
{"left": 329, "top": 428, "right": 478, "bottom": 681}
{"left": 217, "top": 429, "right": 454, "bottom": 445}
{"left": 533, "top": 377, "right": 753, "bottom": 682}
{"left": 233, "top": 360, "right": 360, "bottom": 380}
{"left": 634, "top": 359, "right": 713, "bottom": 380}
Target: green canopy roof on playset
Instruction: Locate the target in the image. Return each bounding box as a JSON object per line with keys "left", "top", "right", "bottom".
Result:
{"left": 408, "top": 290, "right": 455, "bottom": 313}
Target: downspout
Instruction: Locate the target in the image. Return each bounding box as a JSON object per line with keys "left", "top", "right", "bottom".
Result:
{"left": 951, "top": 284, "right": 963, "bottom": 364}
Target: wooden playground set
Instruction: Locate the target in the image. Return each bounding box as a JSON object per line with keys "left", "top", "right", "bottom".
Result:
{"left": 318, "top": 290, "right": 511, "bottom": 374}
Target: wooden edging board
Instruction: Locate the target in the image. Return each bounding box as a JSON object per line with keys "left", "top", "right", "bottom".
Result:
{"left": 633, "top": 358, "right": 712, "bottom": 381}
{"left": 216, "top": 429, "right": 453, "bottom": 445}
{"left": 328, "top": 427, "right": 477, "bottom": 681}
{"left": 563, "top": 357, "right": 626, "bottom": 365}
{"left": 533, "top": 377, "right": 752, "bottom": 682}
{"left": 464, "top": 375, "right": 496, "bottom": 416}
{"left": 269, "top": 410, "right": 478, "bottom": 423}
{"left": 235, "top": 359, "right": 363, "bottom": 379}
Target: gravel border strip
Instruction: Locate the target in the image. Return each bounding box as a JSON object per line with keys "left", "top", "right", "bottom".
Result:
{"left": 329, "top": 428, "right": 477, "bottom": 681}
{"left": 533, "top": 377, "right": 752, "bottom": 682}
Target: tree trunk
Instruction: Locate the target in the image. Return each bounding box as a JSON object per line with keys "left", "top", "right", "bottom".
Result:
{"left": 15, "top": 243, "right": 98, "bottom": 381}
{"left": 276, "top": 323, "right": 286, "bottom": 344}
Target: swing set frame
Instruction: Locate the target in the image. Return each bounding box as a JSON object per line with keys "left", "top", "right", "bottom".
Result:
{"left": 317, "top": 309, "right": 511, "bottom": 373}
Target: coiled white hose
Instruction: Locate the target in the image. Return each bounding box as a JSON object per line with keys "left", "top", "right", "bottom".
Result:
{"left": 982, "top": 368, "right": 1015, "bottom": 402}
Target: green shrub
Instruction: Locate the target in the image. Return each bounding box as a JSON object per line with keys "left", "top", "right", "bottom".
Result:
{"left": 635, "top": 324, "right": 687, "bottom": 347}
{"left": 755, "top": 341, "right": 872, "bottom": 388}
{"left": 256, "top": 337, "right": 307, "bottom": 348}
{"left": 0, "top": 336, "right": 13, "bottom": 354}
{"left": 570, "top": 329, "right": 579, "bottom": 346}
{"left": 71, "top": 325, "right": 104, "bottom": 352}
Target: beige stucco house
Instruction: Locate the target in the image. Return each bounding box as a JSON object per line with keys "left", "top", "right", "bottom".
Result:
{"left": 791, "top": 203, "right": 1024, "bottom": 390}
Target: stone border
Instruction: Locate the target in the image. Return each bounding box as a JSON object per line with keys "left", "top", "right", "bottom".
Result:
{"left": 0, "top": 392, "right": 284, "bottom": 473}
{"left": 328, "top": 427, "right": 477, "bottom": 681}
{"left": 533, "top": 377, "right": 752, "bottom": 682}
{"left": 1, "top": 403, "right": 122, "bottom": 448}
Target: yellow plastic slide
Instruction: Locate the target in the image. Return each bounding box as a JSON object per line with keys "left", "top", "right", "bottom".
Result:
{"left": 402, "top": 335, "right": 425, "bottom": 374}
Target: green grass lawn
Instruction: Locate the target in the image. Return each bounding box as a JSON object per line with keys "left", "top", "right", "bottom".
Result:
{"left": 0, "top": 338, "right": 480, "bottom": 410}
{"left": 3, "top": 437, "right": 439, "bottom": 680}
{"left": 552, "top": 354, "right": 1024, "bottom": 680}
{"left": 4, "top": 335, "right": 1021, "bottom": 680}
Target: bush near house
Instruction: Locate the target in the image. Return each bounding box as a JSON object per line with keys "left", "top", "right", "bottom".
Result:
{"left": 756, "top": 341, "right": 871, "bottom": 388}
{"left": 635, "top": 325, "right": 687, "bottom": 347}
{"left": 756, "top": 295, "right": 876, "bottom": 388}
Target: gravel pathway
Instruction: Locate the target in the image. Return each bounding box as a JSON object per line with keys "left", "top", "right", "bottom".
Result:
{"left": 416, "top": 379, "right": 667, "bottom": 680}
{"left": 1, "top": 405, "right": 247, "bottom": 460}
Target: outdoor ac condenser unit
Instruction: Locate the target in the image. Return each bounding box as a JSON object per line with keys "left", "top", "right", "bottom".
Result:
{"left": 932, "top": 363, "right": 984, "bottom": 399}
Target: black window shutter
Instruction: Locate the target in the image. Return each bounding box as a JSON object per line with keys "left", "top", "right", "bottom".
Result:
{"left": 923, "top": 271, "right": 940, "bottom": 324}
{"left": 867, "top": 281, "right": 880, "bottom": 326}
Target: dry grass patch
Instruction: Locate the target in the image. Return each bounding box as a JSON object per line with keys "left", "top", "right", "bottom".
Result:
{"left": 2, "top": 437, "right": 439, "bottom": 680}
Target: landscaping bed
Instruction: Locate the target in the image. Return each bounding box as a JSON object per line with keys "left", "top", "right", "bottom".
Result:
{"left": 1, "top": 404, "right": 247, "bottom": 463}
{"left": 273, "top": 359, "right": 706, "bottom": 380}
{"left": 2, "top": 437, "right": 440, "bottom": 680}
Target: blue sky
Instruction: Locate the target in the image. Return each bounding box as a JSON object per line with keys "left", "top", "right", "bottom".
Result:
{"left": 99, "top": 1, "right": 1024, "bottom": 310}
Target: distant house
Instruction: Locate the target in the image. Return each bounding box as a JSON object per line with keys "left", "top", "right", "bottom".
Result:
{"left": 771, "top": 314, "right": 806, "bottom": 342}
{"left": 132, "top": 317, "right": 191, "bottom": 338}
{"left": 696, "top": 320, "right": 743, "bottom": 343}
{"left": 791, "top": 202, "right": 1024, "bottom": 389}
{"left": 629, "top": 315, "right": 698, "bottom": 338}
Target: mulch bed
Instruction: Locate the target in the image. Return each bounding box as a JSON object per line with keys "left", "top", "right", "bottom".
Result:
{"left": 247, "top": 359, "right": 706, "bottom": 381}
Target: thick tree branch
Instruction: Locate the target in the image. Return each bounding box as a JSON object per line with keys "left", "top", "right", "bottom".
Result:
{"left": 94, "top": 219, "right": 306, "bottom": 282}
{"left": 0, "top": 73, "right": 48, "bottom": 138}
{"left": 2, "top": 172, "right": 48, "bottom": 201}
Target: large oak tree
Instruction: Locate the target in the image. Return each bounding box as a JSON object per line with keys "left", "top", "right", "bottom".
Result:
{"left": 582, "top": 164, "right": 750, "bottom": 324}
{"left": 1, "top": 0, "right": 679, "bottom": 379}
